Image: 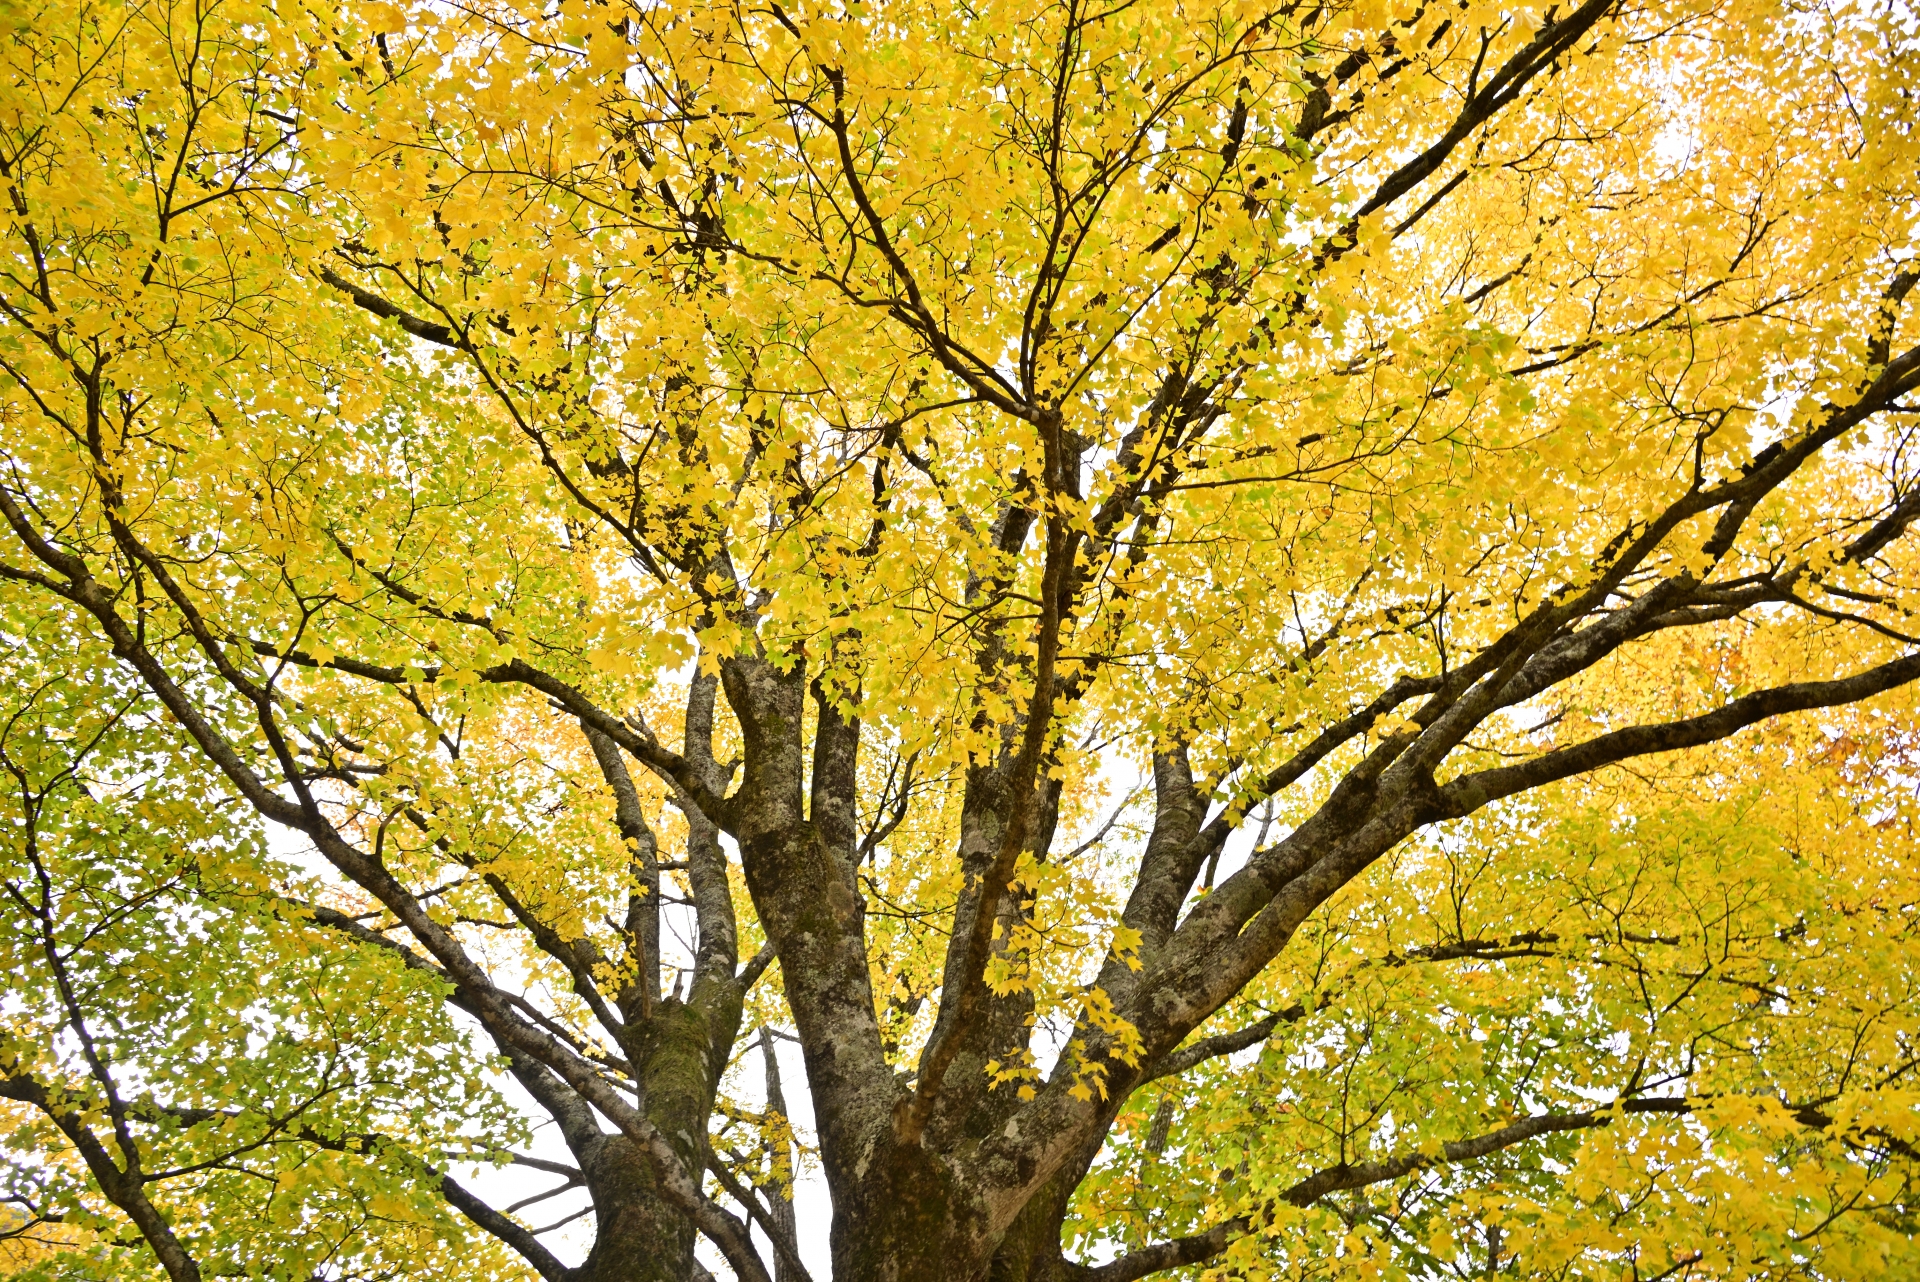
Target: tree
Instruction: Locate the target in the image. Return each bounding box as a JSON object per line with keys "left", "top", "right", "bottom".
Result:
{"left": 3, "top": 0, "right": 1920, "bottom": 1277}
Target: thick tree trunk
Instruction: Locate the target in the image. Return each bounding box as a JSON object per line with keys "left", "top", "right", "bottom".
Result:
{"left": 985, "top": 1142, "right": 1103, "bottom": 1282}
{"left": 576, "top": 1010, "right": 739, "bottom": 1279}
{"left": 983, "top": 1185, "right": 1071, "bottom": 1282}
{"left": 831, "top": 1144, "right": 999, "bottom": 1282}
{"left": 576, "top": 981, "right": 744, "bottom": 1281}
{"left": 577, "top": 1136, "right": 701, "bottom": 1282}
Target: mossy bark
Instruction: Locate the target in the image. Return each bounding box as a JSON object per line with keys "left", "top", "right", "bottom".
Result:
{"left": 576, "top": 1135, "right": 701, "bottom": 1282}
{"left": 830, "top": 1142, "right": 998, "bottom": 1282}
{"left": 578, "top": 988, "right": 743, "bottom": 1282}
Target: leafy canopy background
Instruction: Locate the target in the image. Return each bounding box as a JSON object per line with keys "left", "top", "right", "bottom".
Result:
{"left": 3, "top": 0, "right": 1920, "bottom": 1278}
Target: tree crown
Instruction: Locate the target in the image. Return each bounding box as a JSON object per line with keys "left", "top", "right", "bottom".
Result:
{"left": 3, "top": 0, "right": 1920, "bottom": 1278}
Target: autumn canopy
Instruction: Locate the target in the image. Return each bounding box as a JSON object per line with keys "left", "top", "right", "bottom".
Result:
{"left": 2, "top": 0, "right": 1919, "bottom": 1278}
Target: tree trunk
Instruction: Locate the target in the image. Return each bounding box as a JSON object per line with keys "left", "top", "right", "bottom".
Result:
{"left": 577, "top": 1135, "right": 701, "bottom": 1282}
{"left": 831, "top": 1145, "right": 998, "bottom": 1282}
{"left": 579, "top": 985, "right": 744, "bottom": 1281}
